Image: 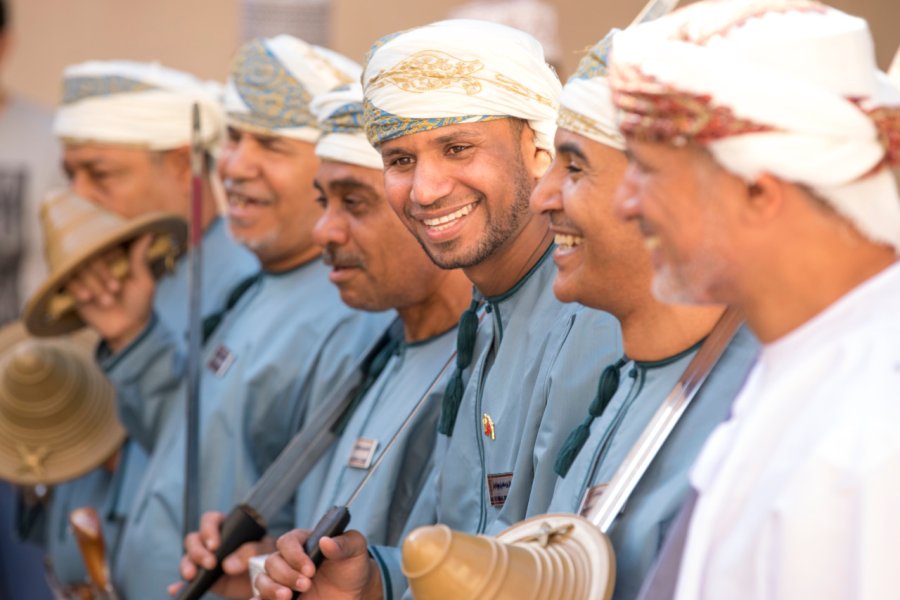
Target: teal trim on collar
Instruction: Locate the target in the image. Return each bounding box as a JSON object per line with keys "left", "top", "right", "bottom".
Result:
{"left": 369, "top": 546, "right": 394, "bottom": 600}
{"left": 483, "top": 242, "right": 555, "bottom": 304}
{"left": 632, "top": 335, "right": 706, "bottom": 370}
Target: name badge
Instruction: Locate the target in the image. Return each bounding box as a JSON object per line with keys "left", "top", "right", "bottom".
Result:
{"left": 487, "top": 472, "right": 513, "bottom": 507}
{"left": 578, "top": 482, "right": 608, "bottom": 518}
{"left": 207, "top": 344, "right": 235, "bottom": 377}
{"left": 348, "top": 437, "right": 379, "bottom": 470}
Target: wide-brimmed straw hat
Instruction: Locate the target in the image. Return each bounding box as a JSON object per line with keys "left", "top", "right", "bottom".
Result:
{"left": 22, "top": 190, "right": 187, "bottom": 336}
{"left": 0, "top": 320, "right": 125, "bottom": 486}
{"left": 402, "top": 513, "right": 614, "bottom": 600}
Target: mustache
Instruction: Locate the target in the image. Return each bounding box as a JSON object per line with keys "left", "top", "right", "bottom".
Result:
{"left": 322, "top": 245, "right": 365, "bottom": 269}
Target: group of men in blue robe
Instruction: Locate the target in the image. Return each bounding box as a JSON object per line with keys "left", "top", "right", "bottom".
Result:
{"left": 9, "top": 1, "right": 900, "bottom": 599}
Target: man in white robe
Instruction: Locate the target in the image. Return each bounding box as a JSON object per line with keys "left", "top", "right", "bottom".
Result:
{"left": 608, "top": 2, "right": 900, "bottom": 598}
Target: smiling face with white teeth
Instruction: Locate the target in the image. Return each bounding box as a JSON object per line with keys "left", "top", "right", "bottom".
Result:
{"left": 218, "top": 126, "right": 323, "bottom": 271}
{"left": 614, "top": 137, "right": 743, "bottom": 305}
{"left": 531, "top": 129, "right": 649, "bottom": 310}
{"left": 380, "top": 119, "right": 552, "bottom": 295}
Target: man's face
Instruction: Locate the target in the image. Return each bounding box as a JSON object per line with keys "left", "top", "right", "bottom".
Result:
{"left": 380, "top": 119, "right": 536, "bottom": 270}
{"left": 531, "top": 129, "right": 642, "bottom": 307}
{"left": 614, "top": 138, "right": 743, "bottom": 305}
{"left": 63, "top": 143, "right": 188, "bottom": 219}
{"left": 218, "top": 126, "right": 322, "bottom": 269}
{"left": 313, "top": 160, "right": 447, "bottom": 311}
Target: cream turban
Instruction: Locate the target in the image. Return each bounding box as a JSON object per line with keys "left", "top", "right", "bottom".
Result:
{"left": 609, "top": 0, "right": 900, "bottom": 248}
{"left": 558, "top": 30, "right": 624, "bottom": 151}
{"left": 224, "top": 35, "right": 361, "bottom": 142}
{"left": 54, "top": 61, "right": 224, "bottom": 150}
{"left": 361, "top": 19, "right": 562, "bottom": 153}
{"left": 312, "top": 84, "right": 384, "bottom": 171}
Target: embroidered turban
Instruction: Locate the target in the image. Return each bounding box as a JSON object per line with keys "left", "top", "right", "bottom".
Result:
{"left": 361, "top": 19, "right": 562, "bottom": 153}
{"left": 312, "top": 84, "right": 383, "bottom": 170}
{"left": 54, "top": 61, "right": 224, "bottom": 150}
{"left": 558, "top": 30, "right": 624, "bottom": 151}
{"left": 609, "top": 0, "right": 900, "bottom": 247}
{"left": 224, "top": 35, "right": 361, "bottom": 142}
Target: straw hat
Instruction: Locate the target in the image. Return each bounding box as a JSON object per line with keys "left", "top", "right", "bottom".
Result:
{"left": 0, "top": 320, "right": 125, "bottom": 486}
{"left": 403, "top": 513, "right": 614, "bottom": 600}
{"left": 22, "top": 189, "right": 188, "bottom": 337}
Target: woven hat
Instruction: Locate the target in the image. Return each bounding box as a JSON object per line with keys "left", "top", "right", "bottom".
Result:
{"left": 403, "top": 513, "right": 614, "bottom": 600}
{"left": 22, "top": 190, "right": 187, "bottom": 336}
{"left": 0, "top": 321, "right": 125, "bottom": 486}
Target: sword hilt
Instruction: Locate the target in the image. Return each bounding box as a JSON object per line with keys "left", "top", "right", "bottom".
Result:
{"left": 290, "top": 505, "right": 351, "bottom": 599}
{"left": 176, "top": 504, "right": 267, "bottom": 600}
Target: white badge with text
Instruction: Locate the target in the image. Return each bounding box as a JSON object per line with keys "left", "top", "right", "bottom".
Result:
{"left": 487, "top": 472, "right": 514, "bottom": 507}
{"left": 207, "top": 345, "right": 236, "bottom": 377}
{"left": 348, "top": 437, "right": 379, "bottom": 470}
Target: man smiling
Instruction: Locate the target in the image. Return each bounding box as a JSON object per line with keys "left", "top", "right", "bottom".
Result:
{"left": 70, "top": 37, "right": 388, "bottom": 598}
{"left": 527, "top": 32, "right": 757, "bottom": 600}
{"left": 174, "top": 83, "right": 472, "bottom": 600}
{"left": 609, "top": 1, "right": 900, "bottom": 597}
{"left": 255, "top": 19, "right": 621, "bottom": 600}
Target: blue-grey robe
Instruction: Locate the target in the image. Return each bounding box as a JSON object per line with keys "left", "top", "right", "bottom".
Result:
{"left": 370, "top": 249, "right": 623, "bottom": 598}
{"left": 295, "top": 326, "right": 457, "bottom": 547}
{"left": 544, "top": 326, "right": 758, "bottom": 600}
{"left": 15, "top": 217, "right": 257, "bottom": 588}
{"left": 107, "top": 258, "right": 389, "bottom": 599}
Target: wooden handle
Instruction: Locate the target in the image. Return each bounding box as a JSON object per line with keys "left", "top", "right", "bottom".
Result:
{"left": 69, "top": 506, "right": 111, "bottom": 592}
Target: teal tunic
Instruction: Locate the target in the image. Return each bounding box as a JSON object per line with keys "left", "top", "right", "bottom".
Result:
{"left": 108, "top": 258, "right": 389, "bottom": 599}
{"left": 371, "top": 250, "right": 623, "bottom": 599}
{"left": 296, "top": 327, "right": 457, "bottom": 546}
{"left": 14, "top": 218, "right": 256, "bottom": 588}
{"left": 544, "top": 326, "right": 758, "bottom": 600}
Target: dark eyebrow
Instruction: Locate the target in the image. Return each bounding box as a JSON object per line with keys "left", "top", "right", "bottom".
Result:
{"left": 313, "top": 180, "right": 326, "bottom": 194}
{"left": 431, "top": 130, "right": 484, "bottom": 145}
{"left": 380, "top": 146, "right": 408, "bottom": 161}
{"left": 557, "top": 141, "right": 589, "bottom": 164}
{"left": 327, "top": 176, "right": 378, "bottom": 196}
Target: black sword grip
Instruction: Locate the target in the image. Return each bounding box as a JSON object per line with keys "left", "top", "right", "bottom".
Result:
{"left": 177, "top": 504, "right": 267, "bottom": 600}
{"left": 291, "top": 505, "right": 351, "bottom": 599}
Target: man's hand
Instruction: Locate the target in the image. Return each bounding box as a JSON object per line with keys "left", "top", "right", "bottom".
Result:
{"left": 66, "top": 234, "right": 156, "bottom": 352}
{"left": 252, "top": 528, "right": 383, "bottom": 600}
{"left": 167, "top": 511, "right": 274, "bottom": 600}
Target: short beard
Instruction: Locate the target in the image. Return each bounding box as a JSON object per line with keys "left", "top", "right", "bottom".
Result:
{"left": 419, "top": 151, "right": 534, "bottom": 270}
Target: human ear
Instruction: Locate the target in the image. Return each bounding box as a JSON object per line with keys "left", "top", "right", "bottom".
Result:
{"left": 743, "top": 172, "right": 785, "bottom": 224}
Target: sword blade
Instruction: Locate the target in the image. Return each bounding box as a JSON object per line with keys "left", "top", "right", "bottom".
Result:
{"left": 184, "top": 103, "right": 205, "bottom": 536}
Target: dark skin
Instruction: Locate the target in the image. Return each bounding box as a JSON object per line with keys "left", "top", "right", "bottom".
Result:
{"left": 170, "top": 160, "right": 470, "bottom": 599}
{"left": 253, "top": 119, "right": 555, "bottom": 600}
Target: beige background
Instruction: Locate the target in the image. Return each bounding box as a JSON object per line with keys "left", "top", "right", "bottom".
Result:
{"left": 5, "top": 0, "right": 899, "bottom": 108}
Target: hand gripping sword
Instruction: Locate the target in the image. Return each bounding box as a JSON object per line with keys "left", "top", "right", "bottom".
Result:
{"left": 177, "top": 319, "right": 438, "bottom": 600}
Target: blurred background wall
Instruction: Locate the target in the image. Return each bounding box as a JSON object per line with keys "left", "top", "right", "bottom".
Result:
{"left": 6, "top": 0, "right": 900, "bottom": 109}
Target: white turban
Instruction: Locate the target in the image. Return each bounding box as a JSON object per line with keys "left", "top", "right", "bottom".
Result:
{"left": 54, "top": 60, "right": 224, "bottom": 150}
{"left": 312, "top": 84, "right": 383, "bottom": 171}
{"left": 224, "top": 35, "right": 361, "bottom": 142}
{"left": 610, "top": 0, "right": 900, "bottom": 248}
{"left": 361, "top": 19, "right": 561, "bottom": 153}
{"left": 558, "top": 30, "right": 625, "bottom": 151}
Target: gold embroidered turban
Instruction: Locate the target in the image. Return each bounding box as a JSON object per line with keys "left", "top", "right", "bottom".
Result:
{"left": 312, "top": 83, "right": 384, "bottom": 170}
{"left": 609, "top": 0, "right": 900, "bottom": 248}
{"left": 361, "top": 19, "right": 562, "bottom": 152}
{"left": 54, "top": 61, "right": 224, "bottom": 151}
{"left": 224, "top": 35, "right": 360, "bottom": 142}
{"left": 557, "top": 30, "right": 625, "bottom": 151}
